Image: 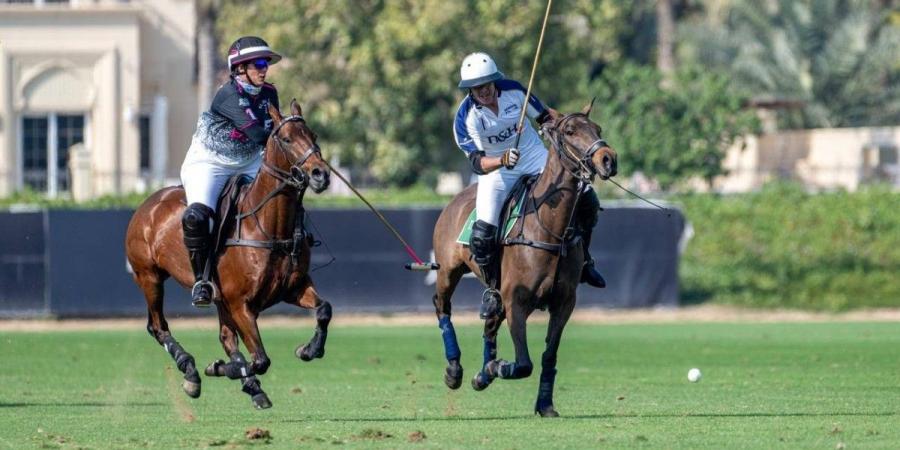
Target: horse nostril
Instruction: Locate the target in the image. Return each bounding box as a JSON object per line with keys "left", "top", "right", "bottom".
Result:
{"left": 311, "top": 168, "right": 322, "bottom": 178}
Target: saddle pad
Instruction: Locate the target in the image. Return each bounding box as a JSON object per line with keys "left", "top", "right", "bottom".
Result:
{"left": 456, "top": 189, "right": 527, "bottom": 245}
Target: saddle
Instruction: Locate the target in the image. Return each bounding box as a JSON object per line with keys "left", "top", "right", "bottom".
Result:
{"left": 456, "top": 175, "right": 538, "bottom": 245}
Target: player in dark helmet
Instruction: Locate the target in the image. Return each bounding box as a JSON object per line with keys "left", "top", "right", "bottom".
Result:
{"left": 179, "top": 36, "right": 282, "bottom": 307}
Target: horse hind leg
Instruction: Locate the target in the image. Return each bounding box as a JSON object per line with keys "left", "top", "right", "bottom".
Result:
{"left": 484, "top": 300, "right": 534, "bottom": 381}
{"left": 204, "top": 314, "right": 271, "bottom": 409}
{"left": 434, "top": 264, "right": 465, "bottom": 390}
{"left": 471, "top": 313, "right": 504, "bottom": 391}
{"left": 139, "top": 271, "right": 201, "bottom": 399}
{"left": 289, "top": 276, "right": 331, "bottom": 361}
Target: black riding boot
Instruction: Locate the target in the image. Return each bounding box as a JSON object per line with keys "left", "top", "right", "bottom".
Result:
{"left": 576, "top": 188, "right": 606, "bottom": 288}
{"left": 182, "top": 203, "right": 215, "bottom": 307}
{"left": 579, "top": 228, "right": 606, "bottom": 288}
{"left": 471, "top": 220, "right": 502, "bottom": 319}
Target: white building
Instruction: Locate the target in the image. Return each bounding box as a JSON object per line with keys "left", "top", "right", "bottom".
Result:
{"left": 0, "top": 0, "right": 198, "bottom": 199}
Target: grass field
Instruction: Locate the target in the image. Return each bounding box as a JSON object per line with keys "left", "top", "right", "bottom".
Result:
{"left": 1, "top": 319, "right": 899, "bottom": 449}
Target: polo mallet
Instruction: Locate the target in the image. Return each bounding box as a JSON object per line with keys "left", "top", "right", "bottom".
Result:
{"left": 511, "top": 0, "right": 554, "bottom": 154}
{"left": 321, "top": 160, "right": 439, "bottom": 271}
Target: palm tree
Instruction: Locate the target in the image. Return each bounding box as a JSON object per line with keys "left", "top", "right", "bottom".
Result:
{"left": 679, "top": 0, "right": 900, "bottom": 128}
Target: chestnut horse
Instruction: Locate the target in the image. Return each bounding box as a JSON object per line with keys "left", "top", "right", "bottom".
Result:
{"left": 431, "top": 101, "right": 617, "bottom": 417}
{"left": 125, "top": 100, "right": 331, "bottom": 409}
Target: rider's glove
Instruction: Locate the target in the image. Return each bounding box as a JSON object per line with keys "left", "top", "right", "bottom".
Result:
{"left": 501, "top": 148, "right": 520, "bottom": 169}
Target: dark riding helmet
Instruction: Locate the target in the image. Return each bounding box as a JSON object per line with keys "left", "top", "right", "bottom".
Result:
{"left": 227, "top": 36, "right": 282, "bottom": 71}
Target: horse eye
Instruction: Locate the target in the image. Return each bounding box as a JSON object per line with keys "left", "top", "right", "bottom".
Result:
{"left": 565, "top": 127, "right": 575, "bottom": 135}
{"left": 281, "top": 137, "right": 291, "bottom": 144}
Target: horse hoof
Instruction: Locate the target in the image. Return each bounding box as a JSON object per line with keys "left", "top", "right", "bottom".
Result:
{"left": 471, "top": 372, "right": 493, "bottom": 391}
{"left": 536, "top": 407, "right": 559, "bottom": 418}
{"left": 204, "top": 360, "right": 225, "bottom": 377}
{"left": 251, "top": 393, "right": 272, "bottom": 410}
{"left": 182, "top": 379, "right": 201, "bottom": 398}
{"left": 296, "top": 344, "right": 324, "bottom": 362}
{"left": 444, "top": 366, "right": 463, "bottom": 390}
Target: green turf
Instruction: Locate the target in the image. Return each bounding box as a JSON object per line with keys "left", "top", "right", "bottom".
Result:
{"left": 1, "top": 321, "right": 899, "bottom": 449}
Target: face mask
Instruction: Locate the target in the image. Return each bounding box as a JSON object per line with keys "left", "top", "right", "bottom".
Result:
{"left": 236, "top": 77, "right": 261, "bottom": 96}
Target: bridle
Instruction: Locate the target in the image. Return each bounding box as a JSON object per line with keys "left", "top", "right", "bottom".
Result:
{"left": 229, "top": 114, "right": 325, "bottom": 261}
{"left": 238, "top": 115, "right": 322, "bottom": 220}
{"left": 541, "top": 113, "right": 608, "bottom": 183}
{"left": 260, "top": 115, "right": 321, "bottom": 191}
{"left": 504, "top": 112, "right": 611, "bottom": 256}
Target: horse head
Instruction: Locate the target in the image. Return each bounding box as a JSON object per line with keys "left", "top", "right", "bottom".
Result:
{"left": 541, "top": 99, "right": 618, "bottom": 181}
{"left": 266, "top": 99, "right": 331, "bottom": 193}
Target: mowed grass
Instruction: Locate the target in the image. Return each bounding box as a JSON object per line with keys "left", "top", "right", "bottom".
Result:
{"left": 1, "top": 320, "right": 899, "bottom": 449}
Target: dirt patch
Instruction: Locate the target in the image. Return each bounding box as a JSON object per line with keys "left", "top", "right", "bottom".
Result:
{"left": 3, "top": 305, "right": 900, "bottom": 332}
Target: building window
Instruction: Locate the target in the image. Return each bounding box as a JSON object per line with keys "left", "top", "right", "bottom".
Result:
{"left": 20, "top": 113, "right": 84, "bottom": 196}
{"left": 22, "top": 117, "right": 48, "bottom": 192}
{"left": 139, "top": 115, "right": 151, "bottom": 172}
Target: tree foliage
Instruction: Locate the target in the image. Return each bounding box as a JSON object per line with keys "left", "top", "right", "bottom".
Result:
{"left": 591, "top": 63, "right": 758, "bottom": 188}
{"left": 678, "top": 0, "right": 900, "bottom": 128}
{"left": 217, "top": 0, "right": 630, "bottom": 185}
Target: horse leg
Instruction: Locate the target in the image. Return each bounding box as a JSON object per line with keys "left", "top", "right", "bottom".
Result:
{"left": 534, "top": 294, "right": 576, "bottom": 418}
{"left": 433, "top": 265, "right": 465, "bottom": 389}
{"left": 471, "top": 313, "right": 504, "bottom": 390}
{"left": 229, "top": 305, "right": 273, "bottom": 409}
{"left": 139, "top": 272, "right": 201, "bottom": 399}
{"left": 203, "top": 314, "right": 271, "bottom": 409}
{"left": 485, "top": 301, "right": 534, "bottom": 380}
{"left": 288, "top": 276, "right": 331, "bottom": 361}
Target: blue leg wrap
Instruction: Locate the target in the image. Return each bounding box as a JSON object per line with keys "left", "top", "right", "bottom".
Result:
{"left": 438, "top": 316, "right": 461, "bottom": 361}
{"left": 481, "top": 336, "right": 496, "bottom": 367}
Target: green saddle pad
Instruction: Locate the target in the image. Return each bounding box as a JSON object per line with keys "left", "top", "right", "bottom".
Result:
{"left": 456, "top": 190, "right": 527, "bottom": 245}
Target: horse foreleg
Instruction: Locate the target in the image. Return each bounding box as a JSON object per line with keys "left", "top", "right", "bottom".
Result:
{"left": 139, "top": 272, "right": 201, "bottom": 399}
{"left": 287, "top": 275, "right": 331, "bottom": 361}
{"left": 471, "top": 313, "right": 504, "bottom": 391}
{"left": 434, "top": 265, "right": 465, "bottom": 389}
{"left": 534, "top": 294, "right": 576, "bottom": 418}
{"left": 229, "top": 305, "right": 273, "bottom": 410}
{"left": 485, "top": 302, "right": 534, "bottom": 380}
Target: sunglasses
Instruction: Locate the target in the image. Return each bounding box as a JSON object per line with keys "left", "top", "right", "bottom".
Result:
{"left": 252, "top": 58, "right": 269, "bottom": 70}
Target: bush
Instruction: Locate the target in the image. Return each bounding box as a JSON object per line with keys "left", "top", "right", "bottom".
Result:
{"left": 678, "top": 182, "right": 900, "bottom": 311}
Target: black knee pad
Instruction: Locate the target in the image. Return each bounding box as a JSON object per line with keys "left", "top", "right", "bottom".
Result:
{"left": 182, "top": 203, "right": 214, "bottom": 249}
{"left": 470, "top": 220, "right": 497, "bottom": 265}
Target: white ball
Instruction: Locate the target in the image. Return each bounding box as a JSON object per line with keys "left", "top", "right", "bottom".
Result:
{"left": 687, "top": 368, "right": 702, "bottom": 382}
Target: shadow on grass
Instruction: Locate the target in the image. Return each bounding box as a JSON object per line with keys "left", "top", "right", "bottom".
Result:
{"left": 294, "top": 411, "right": 898, "bottom": 423}
{"left": 0, "top": 401, "right": 166, "bottom": 408}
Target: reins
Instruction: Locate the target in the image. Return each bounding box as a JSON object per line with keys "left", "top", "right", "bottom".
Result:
{"left": 225, "top": 115, "right": 321, "bottom": 263}
{"left": 503, "top": 112, "right": 605, "bottom": 256}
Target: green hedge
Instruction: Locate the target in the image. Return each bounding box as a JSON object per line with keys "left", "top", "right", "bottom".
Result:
{"left": 677, "top": 183, "right": 900, "bottom": 311}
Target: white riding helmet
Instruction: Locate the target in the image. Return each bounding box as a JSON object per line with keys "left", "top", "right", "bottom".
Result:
{"left": 458, "top": 52, "right": 505, "bottom": 89}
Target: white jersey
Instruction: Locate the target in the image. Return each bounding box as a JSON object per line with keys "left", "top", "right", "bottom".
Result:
{"left": 453, "top": 79, "right": 547, "bottom": 175}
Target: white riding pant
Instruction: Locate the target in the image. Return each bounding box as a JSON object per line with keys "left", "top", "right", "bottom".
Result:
{"left": 475, "top": 148, "right": 546, "bottom": 226}
{"left": 180, "top": 138, "right": 262, "bottom": 211}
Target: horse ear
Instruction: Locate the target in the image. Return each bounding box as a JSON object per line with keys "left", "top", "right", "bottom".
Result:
{"left": 290, "top": 98, "right": 303, "bottom": 117}
{"left": 581, "top": 97, "right": 596, "bottom": 116}
{"left": 268, "top": 102, "right": 283, "bottom": 126}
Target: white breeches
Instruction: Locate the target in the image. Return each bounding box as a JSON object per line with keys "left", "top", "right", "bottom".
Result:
{"left": 475, "top": 158, "right": 545, "bottom": 225}
{"left": 180, "top": 139, "right": 261, "bottom": 211}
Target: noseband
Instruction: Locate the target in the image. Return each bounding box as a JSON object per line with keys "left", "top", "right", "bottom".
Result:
{"left": 263, "top": 115, "right": 321, "bottom": 190}
{"left": 542, "top": 113, "right": 607, "bottom": 182}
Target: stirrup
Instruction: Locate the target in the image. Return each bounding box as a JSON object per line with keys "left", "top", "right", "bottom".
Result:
{"left": 191, "top": 281, "right": 214, "bottom": 308}
{"left": 580, "top": 260, "right": 606, "bottom": 288}
{"left": 479, "top": 288, "right": 503, "bottom": 320}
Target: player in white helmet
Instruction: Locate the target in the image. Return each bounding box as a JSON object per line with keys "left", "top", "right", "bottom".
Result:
{"left": 453, "top": 52, "right": 606, "bottom": 319}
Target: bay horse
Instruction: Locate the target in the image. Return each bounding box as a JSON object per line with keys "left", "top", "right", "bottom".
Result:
{"left": 431, "top": 101, "right": 617, "bottom": 417}
{"left": 125, "top": 100, "right": 332, "bottom": 409}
